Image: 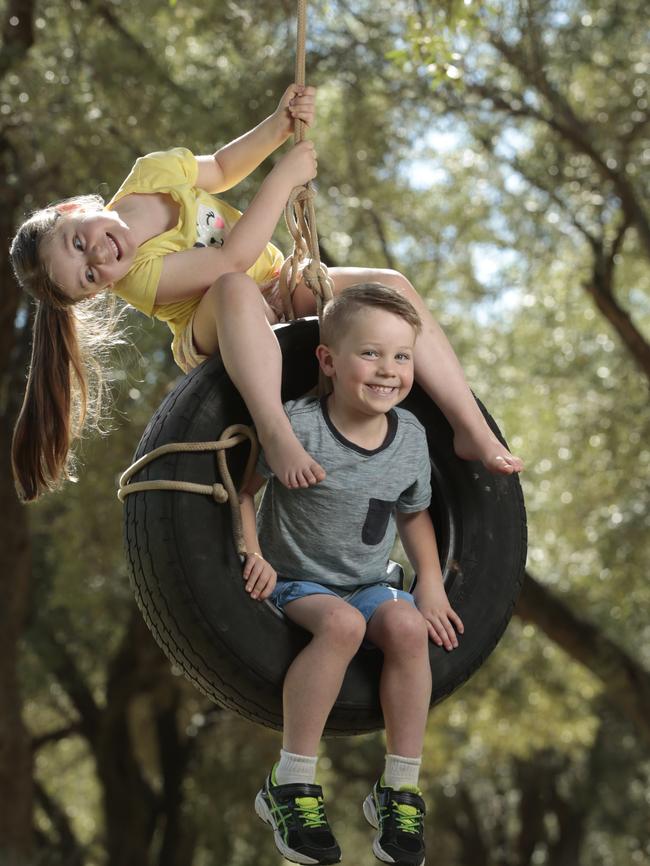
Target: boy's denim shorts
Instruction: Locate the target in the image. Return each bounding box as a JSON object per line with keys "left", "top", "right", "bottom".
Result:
{"left": 270, "top": 578, "right": 416, "bottom": 622}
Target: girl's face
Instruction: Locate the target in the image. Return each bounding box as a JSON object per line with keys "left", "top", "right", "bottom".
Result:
{"left": 42, "top": 208, "right": 136, "bottom": 301}
{"left": 318, "top": 308, "right": 416, "bottom": 418}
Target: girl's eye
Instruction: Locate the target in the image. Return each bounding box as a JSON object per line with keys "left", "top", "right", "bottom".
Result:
{"left": 74, "top": 236, "right": 83, "bottom": 251}
{"left": 362, "top": 350, "right": 378, "bottom": 357}
{"left": 86, "top": 269, "right": 95, "bottom": 284}
{"left": 397, "top": 353, "right": 411, "bottom": 362}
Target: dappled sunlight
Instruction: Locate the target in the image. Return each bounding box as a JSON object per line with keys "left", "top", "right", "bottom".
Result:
{"left": 2, "top": 0, "right": 648, "bottom": 864}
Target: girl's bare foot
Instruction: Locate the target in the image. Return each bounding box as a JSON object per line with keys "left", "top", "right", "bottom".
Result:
{"left": 453, "top": 428, "right": 524, "bottom": 475}
{"left": 259, "top": 426, "right": 326, "bottom": 489}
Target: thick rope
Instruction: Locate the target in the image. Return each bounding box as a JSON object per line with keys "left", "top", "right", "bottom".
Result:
{"left": 278, "top": 0, "right": 334, "bottom": 327}
{"left": 117, "top": 425, "right": 258, "bottom": 557}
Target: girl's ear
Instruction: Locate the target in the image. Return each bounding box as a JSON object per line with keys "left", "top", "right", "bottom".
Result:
{"left": 315, "top": 343, "right": 336, "bottom": 378}
{"left": 54, "top": 201, "right": 88, "bottom": 215}
{"left": 55, "top": 202, "right": 81, "bottom": 215}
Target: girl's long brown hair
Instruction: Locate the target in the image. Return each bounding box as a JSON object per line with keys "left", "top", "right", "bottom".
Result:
{"left": 10, "top": 198, "right": 125, "bottom": 502}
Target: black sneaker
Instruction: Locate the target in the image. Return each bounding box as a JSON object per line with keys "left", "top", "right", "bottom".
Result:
{"left": 363, "top": 777, "right": 426, "bottom": 866}
{"left": 254, "top": 766, "right": 341, "bottom": 865}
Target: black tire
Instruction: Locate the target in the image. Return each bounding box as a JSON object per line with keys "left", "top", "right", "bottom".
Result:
{"left": 123, "top": 318, "right": 527, "bottom": 735}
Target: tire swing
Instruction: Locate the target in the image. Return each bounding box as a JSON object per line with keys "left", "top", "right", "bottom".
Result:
{"left": 118, "top": 2, "right": 527, "bottom": 736}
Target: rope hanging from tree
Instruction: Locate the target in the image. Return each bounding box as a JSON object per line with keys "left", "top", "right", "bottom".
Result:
{"left": 278, "top": 0, "right": 334, "bottom": 324}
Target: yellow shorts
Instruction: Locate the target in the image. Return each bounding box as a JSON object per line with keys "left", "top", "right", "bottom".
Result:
{"left": 172, "top": 310, "right": 208, "bottom": 374}
{"left": 171, "top": 268, "right": 302, "bottom": 375}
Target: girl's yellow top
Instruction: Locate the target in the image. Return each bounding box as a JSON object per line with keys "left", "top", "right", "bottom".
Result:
{"left": 108, "top": 147, "right": 284, "bottom": 365}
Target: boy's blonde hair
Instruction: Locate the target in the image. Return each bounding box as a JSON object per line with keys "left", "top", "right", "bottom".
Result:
{"left": 10, "top": 196, "right": 126, "bottom": 502}
{"left": 320, "top": 283, "right": 421, "bottom": 348}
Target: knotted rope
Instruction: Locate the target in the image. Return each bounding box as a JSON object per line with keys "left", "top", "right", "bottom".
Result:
{"left": 278, "top": 0, "right": 334, "bottom": 325}
{"left": 118, "top": 425, "right": 258, "bottom": 557}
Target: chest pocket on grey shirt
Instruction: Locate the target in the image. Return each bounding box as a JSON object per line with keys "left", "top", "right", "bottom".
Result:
{"left": 362, "top": 498, "right": 398, "bottom": 545}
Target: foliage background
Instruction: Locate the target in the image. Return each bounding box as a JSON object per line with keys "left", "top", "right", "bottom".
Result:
{"left": 0, "top": 1, "right": 648, "bottom": 865}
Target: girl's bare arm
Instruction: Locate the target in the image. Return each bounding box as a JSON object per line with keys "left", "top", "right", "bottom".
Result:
{"left": 155, "top": 141, "right": 316, "bottom": 304}
{"left": 196, "top": 85, "right": 316, "bottom": 193}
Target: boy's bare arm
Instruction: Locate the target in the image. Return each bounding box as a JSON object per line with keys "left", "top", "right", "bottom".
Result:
{"left": 396, "top": 510, "right": 464, "bottom": 651}
{"left": 238, "top": 472, "right": 277, "bottom": 601}
{"left": 239, "top": 473, "right": 264, "bottom": 557}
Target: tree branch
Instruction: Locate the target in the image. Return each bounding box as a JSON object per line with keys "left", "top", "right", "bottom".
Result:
{"left": 516, "top": 571, "right": 650, "bottom": 745}
{"left": 486, "top": 28, "right": 650, "bottom": 259}
{"left": 32, "top": 724, "right": 84, "bottom": 753}
{"left": 475, "top": 132, "right": 600, "bottom": 245}
{"left": 33, "top": 780, "right": 85, "bottom": 866}
{"left": 33, "top": 622, "right": 102, "bottom": 745}
{"left": 473, "top": 133, "right": 650, "bottom": 380}
{"left": 79, "top": 0, "right": 200, "bottom": 105}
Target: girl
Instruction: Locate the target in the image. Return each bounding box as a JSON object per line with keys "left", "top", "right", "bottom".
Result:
{"left": 10, "top": 84, "right": 522, "bottom": 502}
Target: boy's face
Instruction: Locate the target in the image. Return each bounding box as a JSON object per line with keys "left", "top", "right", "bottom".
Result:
{"left": 318, "top": 307, "right": 416, "bottom": 418}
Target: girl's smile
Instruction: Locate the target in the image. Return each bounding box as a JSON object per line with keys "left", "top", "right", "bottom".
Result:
{"left": 43, "top": 209, "right": 135, "bottom": 300}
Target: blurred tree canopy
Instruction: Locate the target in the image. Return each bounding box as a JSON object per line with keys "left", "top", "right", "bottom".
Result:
{"left": 0, "top": 1, "right": 648, "bottom": 865}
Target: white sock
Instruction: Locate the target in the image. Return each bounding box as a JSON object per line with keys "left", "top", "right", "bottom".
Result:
{"left": 384, "top": 754, "right": 422, "bottom": 790}
{"left": 275, "top": 749, "right": 318, "bottom": 785}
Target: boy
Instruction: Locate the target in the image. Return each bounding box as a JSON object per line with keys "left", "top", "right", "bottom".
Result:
{"left": 239, "top": 283, "right": 464, "bottom": 866}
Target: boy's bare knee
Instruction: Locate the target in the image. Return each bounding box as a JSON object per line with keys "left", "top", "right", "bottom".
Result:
{"left": 320, "top": 606, "right": 366, "bottom": 650}
{"left": 373, "top": 604, "right": 428, "bottom": 654}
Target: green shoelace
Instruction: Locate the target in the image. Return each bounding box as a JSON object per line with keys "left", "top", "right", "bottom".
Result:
{"left": 295, "top": 796, "right": 327, "bottom": 828}
{"left": 393, "top": 801, "right": 423, "bottom": 835}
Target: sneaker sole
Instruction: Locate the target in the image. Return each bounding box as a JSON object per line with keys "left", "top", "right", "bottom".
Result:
{"left": 362, "top": 795, "right": 425, "bottom": 866}
{"left": 255, "top": 790, "right": 340, "bottom": 866}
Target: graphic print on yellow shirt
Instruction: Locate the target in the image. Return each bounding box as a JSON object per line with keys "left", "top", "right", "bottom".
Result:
{"left": 195, "top": 203, "right": 226, "bottom": 248}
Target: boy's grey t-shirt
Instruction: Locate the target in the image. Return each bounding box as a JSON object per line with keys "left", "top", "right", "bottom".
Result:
{"left": 256, "top": 396, "right": 432, "bottom": 589}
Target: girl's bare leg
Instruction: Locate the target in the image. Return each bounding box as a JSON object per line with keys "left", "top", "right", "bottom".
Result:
{"left": 191, "top": 273, "right": 325, "bottom": 488}
{"left": 293, "top": 267, "right": 523, "bottom": 474}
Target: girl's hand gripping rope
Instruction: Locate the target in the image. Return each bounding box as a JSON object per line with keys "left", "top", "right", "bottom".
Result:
{"left": 273, "top": 84, "right": 317, "bottom": 138}
{"left": 271, "top": 140, "right": 318, "bottom": 191}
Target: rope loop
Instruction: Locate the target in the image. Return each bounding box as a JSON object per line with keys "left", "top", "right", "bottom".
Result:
{"left": 117, "top": 424, "right": 259, "bottom": 557}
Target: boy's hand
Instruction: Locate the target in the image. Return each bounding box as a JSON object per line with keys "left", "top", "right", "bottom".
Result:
{"left": 273, "top": 140, "right": 318, "bottom": 190}
{"left": 414, "top": 582, "right": 464, "bottom": 651}
{"left": 242, "top": 552, "right": 277, "bottom": 601}
{"left": 274, "top": 84, "right": 316, "bottom": 138}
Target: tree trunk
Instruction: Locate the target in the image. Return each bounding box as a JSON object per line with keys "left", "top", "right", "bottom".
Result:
{"left": 0, "top": 3, "right": 37, "bottom": 860}
{"left": 0, "top": 195, "right": 34, "bottom": 866}
{"left": 0, "top": 426, "right": 33, "bottom": 865}
{"left": 97, "top": 615, "right": 163, "bottom": 866}
{"left": 156, "top": 698, "right": 197, "bottom": 866}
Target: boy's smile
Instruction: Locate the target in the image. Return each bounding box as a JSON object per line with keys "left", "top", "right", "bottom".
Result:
{"left": 318, "top": 307, "right": 417, "bottom": 424}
